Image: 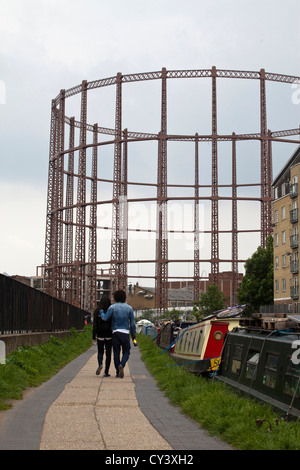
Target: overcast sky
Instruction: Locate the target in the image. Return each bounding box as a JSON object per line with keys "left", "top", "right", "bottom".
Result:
{"left": 0, "top": 0, "right": 300, "bottom": 279}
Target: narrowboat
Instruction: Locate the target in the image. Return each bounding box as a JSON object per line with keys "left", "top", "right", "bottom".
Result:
{"left": 136, "top": 319, "right": 154, "bottom": 333}
{"left": 158, "top": 320, "right": 195, "bottom": 351}
{"left": 140, "top": 324, "right": 159, "bottom": 340}
{"left": 158, "top": 322, "right": 176, "bottom": 350}
{"left": 169, "top": 306, "right": 244, "bottom": 374}
{"left": 215, "top": 316, "right": 300, "bottom": 419}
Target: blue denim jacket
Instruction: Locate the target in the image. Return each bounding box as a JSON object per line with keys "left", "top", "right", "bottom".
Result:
{"left": 100, "top": 302, "right": 136, "bottom": 336}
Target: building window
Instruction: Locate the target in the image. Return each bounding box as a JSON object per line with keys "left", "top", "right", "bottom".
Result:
{"left": 291, "top": 227, "right": 299, "bottom": 249}
{"left": 282, "top": 278, "right": 286, "bottom": 292}
{"left": 290, "top": 200, "right": 298, "bottom": 224}
{"left": 282, "top": 230, "right": 286, "bottom": 244}
{"left": 282, "top": 206, "right": 286, "bottom": 220}
{"left": 282, "top": 254, "right": 286, "bottom": 268}
{"left": 275, "top": 256, "right": 279, "bottom": 269}
{"left": 291, "top": 277, "right": 299, "bottom": 299}
{"left": 275, "top": 279, "right": 279, "bottom": 293}
{"left": 275, "top": 209, "right": 278, "bottom": 222}
{"left": 275, "top": 233, "right": 279, "bottom": 246}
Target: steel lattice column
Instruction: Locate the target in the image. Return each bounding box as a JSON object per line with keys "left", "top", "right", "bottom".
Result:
{"left": 231, "top": 133, "right": 238, "bottom": 304}
{"left": 211, "top": 66, "right": 219, "bottom": 284}
{"left": 64, "top": 117, "right": 75, "bottom": 304}
{"left": 267, "top": 130, "right": 273, "bottom": 233}
{"left": 194, "top": 134, "right": 200, "bottom": 302}
{"left": 119, "top": 128, "right": 128, "bottom": 291}
{"left": 111, "top": 73, "right": 123, "bottom": 293}
{"left": 260, "top": 69, "right": 271, "bottom": 248}
{"left": 86, "top": 123, "right": 98, "bottom": 310}
{"left": 155, "top": 68, "right": 168, "bottom": 313}
{"left": 74, "top": 80, "right": 87, "bottom": 308}
{"left": 44, "top": 100, "right": 59, "bottom": 297}
{"left": 55, "top": 89, "right": 65, "bottom": 299}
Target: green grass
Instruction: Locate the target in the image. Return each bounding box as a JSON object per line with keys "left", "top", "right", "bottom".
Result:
{"left": 0, "top": 326, "right": 92, "bottom": 410}
{"left": 137, "top": 333, "right": 300, "bottom": 450}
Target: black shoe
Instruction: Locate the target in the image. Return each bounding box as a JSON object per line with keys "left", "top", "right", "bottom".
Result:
{"left": 104, "top": 373, "right": 110, "bottom": 377}
{"left": 118, "top": 364, "right": 124, "bottom": 378}
{"left": 96, "top": 365, "right": 103, "bottom": 375}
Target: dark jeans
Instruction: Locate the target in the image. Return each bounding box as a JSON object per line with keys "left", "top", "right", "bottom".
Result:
{"left": 97, "top": 338, "right": 112, "bottom": 374}
{"left": 112, "top": 331, "right": 131, "bottom": 374}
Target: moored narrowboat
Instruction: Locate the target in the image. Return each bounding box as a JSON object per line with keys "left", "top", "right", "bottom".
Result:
{"left": 136, "top": 319, "right": 154, "bottom": 333}
{"left": 158, "top": 322, "right": 175, "bottom": 350}
{"left": 158, "top": 320, "right": 196, "bottom": 351}
{"left": 216, "top": 320, "right": 300, "bottom": 419}
{"left": 140, "top": 324, "right": 159, "bottom": 340}
{"left": 171, "top": 316, "right": 241, "bottom": 374}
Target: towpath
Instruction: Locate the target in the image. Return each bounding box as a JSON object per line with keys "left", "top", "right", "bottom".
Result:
{"left": 0, "top": 343, "right": 234, "bottom": 451}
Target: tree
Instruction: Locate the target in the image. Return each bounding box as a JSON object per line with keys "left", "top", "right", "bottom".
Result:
{"left": 237, "top": 235, "right": 273, "bottom": 313}
{"left": 193, "top": 283, "right": 226, "bottom": 321}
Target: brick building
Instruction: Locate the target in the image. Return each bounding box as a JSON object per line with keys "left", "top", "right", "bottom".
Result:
{"left": 272, "top": 145, "right": 300, "bottom": 312}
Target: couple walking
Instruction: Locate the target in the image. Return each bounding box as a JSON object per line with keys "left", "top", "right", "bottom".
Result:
{"left": 92, "top": 289, "right": 136, "bottom": 378}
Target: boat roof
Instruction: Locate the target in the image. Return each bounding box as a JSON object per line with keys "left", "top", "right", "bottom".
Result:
{"left": 229, "top": 327, "right": 300, "bottom": 344}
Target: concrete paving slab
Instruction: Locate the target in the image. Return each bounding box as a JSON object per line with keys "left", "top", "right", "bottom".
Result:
{"left": 54, "top": 385, "right": 99, "bottom": 405}
{"left": 95, "top": 407, "right": 172, "bottom": 450}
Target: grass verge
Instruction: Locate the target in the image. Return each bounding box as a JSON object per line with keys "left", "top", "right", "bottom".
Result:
{"left": 0, "top": 326, "right": 92, "bottom": 410}
{"left": 137, "top": 333, "right": 300, "bottom": 450}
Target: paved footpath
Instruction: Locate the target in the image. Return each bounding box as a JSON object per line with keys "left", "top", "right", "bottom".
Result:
{"left": 0, "top": 344, "right": 234, "bottom": 451}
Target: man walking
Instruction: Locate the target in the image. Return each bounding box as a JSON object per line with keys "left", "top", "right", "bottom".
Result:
{"left": 100, "top": 289, "right": 136, "bottom": 378}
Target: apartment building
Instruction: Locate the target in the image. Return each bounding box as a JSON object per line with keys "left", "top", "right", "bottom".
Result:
{"left": 272, "top": 146, "right": 300, "bottom": 312}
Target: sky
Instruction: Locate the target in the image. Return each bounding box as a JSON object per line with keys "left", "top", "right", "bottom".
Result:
{"left": 0, "top": 0, "right": 300, "bottom": 281}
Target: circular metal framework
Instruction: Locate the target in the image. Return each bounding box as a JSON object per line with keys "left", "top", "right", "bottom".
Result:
{"left": 44, "top": 67, "right": 300, "bottom": 311}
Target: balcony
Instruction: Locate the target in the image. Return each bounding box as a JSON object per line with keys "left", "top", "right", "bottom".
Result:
{"left": 290, "top": 183, "right": 298, "bottom": 198}
{"left": 290, "top": 260, "right": 299, "bottom": 274}
{"left": 290, "top": 234, "right": 299, "bottom": 249}
{"left": 290, "top": 208, "right": 298, "bottom": 224}
{"left": 291, "top": 285, "right": 299, "bottom": 299}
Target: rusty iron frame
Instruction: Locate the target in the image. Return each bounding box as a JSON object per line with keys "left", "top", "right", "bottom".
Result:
{"left": 44, "top": 67, "right": 300, "bottom": 311}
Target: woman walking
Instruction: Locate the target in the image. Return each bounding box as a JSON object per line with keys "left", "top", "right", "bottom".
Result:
{"left": 92, "top": 296, "right": 112, "bottom": 376}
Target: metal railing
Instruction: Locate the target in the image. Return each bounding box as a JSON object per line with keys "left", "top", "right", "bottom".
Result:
{"left": 291, "top": 286, "right": 299, "bottom": 300}
{"left": 290, "top": 208, "right": 298, "bottom": 224}
{"left": 0, "top": 274, "right": 89, "bottom": 334}
{"left": 290, "top": 234, "right": 299, "bottom": 249}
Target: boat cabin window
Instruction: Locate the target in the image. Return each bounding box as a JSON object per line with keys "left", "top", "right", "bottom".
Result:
{"left": 195, "top": 331, "right": 202, "bottom": 352}
{"left": 245, "top": 351, "right": 260, "bottom": 380}
{"left": 213, "top": 330, "right": 224, "bottom": 341}
{"left": 263, "top": 353, "right": 279, "bottom": 389}
{"left": 187, "top": 333, "right": 192, "bottom": 351}
{"left": 284, "top": 359, "right": 300, "bottom": 398}
{"left": 183, "top": 332, "right": 189, "bottom": 350}
{"left": 223, "top": 343, "right": 231, "bottom": 371}
{"left": 191, "top": 333, "right": 196, "bottom": 352}
{"left": 231, "top": 345, "right": 243, "bottom": 375}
